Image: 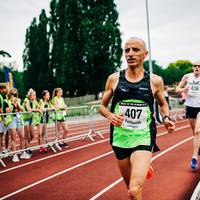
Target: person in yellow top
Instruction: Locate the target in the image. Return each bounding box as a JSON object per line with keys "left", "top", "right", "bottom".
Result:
{"left": 38, "top": 90, "right": 55, "bottom": 153}
{"left": 4, "top": 88, "right": 30, "bottom": 162}
{"left": 23, "top": 88, "right": 42, "bottom": 156}
{"left": 52, "top": 88, "right": 69, "bottom": 148}
{"left": 0, "top": 83, "right": 8, "bottom": 156}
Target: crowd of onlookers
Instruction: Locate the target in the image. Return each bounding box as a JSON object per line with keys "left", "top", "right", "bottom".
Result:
{"left": 0, "top": 84, "right": 69, "bottom": 162}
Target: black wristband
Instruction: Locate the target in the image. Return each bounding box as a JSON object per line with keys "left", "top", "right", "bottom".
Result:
{"left": 162, "top": 115, "right": 171, "bottom": 123}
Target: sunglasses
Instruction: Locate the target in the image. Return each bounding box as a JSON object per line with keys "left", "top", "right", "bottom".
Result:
{"left": 193, "top": 65, "right": 200, "bottom": 68}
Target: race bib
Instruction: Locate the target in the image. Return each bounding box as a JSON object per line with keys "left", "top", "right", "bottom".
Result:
{"left": 188, "top": 82, "right": 200, "bottom": 97}
{"left": 119, "top": 101, "right": 148, "bottom": 130}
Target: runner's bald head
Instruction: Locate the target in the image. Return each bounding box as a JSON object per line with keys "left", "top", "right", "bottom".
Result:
{"left": 125, "top": 37, "right": 147, "bottom": 51}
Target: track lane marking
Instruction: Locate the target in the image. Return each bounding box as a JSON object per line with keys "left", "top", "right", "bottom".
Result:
{"left": 0, "top": 125, "right": 190, "bottom": 199}
{"left": 89, "top": 136, "right": 193, "bottom": 200}
{"left": 0, "top": 151, "right": 114, "bottom": 200}
{"left": 0, "top": 138, "right": 110, "bottom": 174}
{"left": 0, "top": 125, "right": 189, "bottom": 174}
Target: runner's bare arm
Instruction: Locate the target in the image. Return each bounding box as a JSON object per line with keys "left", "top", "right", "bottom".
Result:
{"left": 176, "top": 74, "right": 188, "bottom": 93}
{"left": 99, "top": 73, "right": 124, "bottom": 126}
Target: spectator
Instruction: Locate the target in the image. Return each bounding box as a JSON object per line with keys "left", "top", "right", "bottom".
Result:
{"left": 52, "top": 88, "right": 69, "bottom": 148}
{"left": 38, "top": 90, "right": 55, "bottom": 153}
{"left": 0, "top": 83, "right": 9, "bottom": 157}
{"left": 23, "top": 88, "right": 41, "bottom": 156}
{"left": 4, "top": 88, "right": 30, "bottom": 162}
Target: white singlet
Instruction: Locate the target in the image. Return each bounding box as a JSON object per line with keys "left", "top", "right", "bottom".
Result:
{"left": 184, "top": 73, "right": 200, "bottom": 107}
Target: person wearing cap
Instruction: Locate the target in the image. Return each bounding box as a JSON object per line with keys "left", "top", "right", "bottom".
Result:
{"left": 176, "top": 60, "right": 200, "bottom": 170}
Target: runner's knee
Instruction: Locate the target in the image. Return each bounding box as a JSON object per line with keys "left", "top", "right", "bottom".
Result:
{"left": 194, "top": 128, "right": 200, "bottom": 136}
{"left": 129, "top": 180, "right": 142, "bottom": 198}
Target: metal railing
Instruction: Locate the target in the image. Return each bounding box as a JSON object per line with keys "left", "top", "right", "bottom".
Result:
{"left": 0, "top": 105, "right": 108, "bottom": 168}
{"left": 83, "top": 105, "right": 105, "bottom": 141}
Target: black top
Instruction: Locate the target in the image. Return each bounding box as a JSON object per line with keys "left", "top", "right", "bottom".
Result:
{"left": 110, "top": 69, "right": 157, "bottom": 148}
{"left": 4, "top": 101, "right": 20, "bottom": 114}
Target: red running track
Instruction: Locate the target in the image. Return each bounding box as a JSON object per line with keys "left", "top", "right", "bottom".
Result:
{"left": 0, "top": 119, "right": 200, "bottom": 200}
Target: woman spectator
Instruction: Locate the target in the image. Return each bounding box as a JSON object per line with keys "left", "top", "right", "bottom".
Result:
{"left": 52, "top": 88, "right": 69, "bottom": 148}
{"left": 4, "top": 88, "right": 30, "bottom": 162}
{"left": 38, "top": 90, "right": 55, "bottom": 153}
{"left": 23, "top": 88, "right": 41, "bottom": 156}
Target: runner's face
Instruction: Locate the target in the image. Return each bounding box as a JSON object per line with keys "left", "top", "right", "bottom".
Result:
{"left": 124, "top": 39, "right": 148, "bottom": 68}
{"left": 193, "top": 65, "right": 200, "bottom": 76}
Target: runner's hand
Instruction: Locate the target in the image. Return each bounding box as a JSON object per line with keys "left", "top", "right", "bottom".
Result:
{"left": 164, "top": 119, "right": 175, "bottom": 134}
{"left": 110, "top": 113, "right": 124, "bottom": 126}
{"left": 183, "top": 86, "right": 189, "bottom": 93}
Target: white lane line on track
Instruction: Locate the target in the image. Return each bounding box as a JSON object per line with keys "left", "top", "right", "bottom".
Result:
{"left": 14, "top": 119, "right": 188, "bottom": 144}
{"left": 0, "top": 125, "right": 190, "bottom": 174}
{"left": 157, "top": 125, "right": 189, "bottom": 136}
{"left": 0, "top": 151, "right": 114, "bottom": 200}
{"left": 89, "top": 136, "right": 193, "bottom": 200}
{"left": 0, "top": 138, "right": 109, "bottom": 174}
{"left": 0, "top": 125, "right": 190, "bottom": 199}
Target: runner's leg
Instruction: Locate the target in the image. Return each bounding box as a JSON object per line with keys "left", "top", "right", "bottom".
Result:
{"left": 128, "top": 151, "right": 152, "bottom": 200}
{"left": 117, "top": 157, "right": 131, "bottom": 188}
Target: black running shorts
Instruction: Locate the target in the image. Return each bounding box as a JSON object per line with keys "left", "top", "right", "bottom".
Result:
{"left": 186, "top": 106, "right": 200, "bottom": 119}
{"left": 112, "top": 145, "right": 153, "bottom": 160}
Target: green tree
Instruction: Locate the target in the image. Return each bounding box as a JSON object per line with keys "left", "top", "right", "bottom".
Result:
{"left": 36, "top": 9, "right": 54, "bottom": 95}
{"left": 12, "top": 70, "right": 26, "bottom": 98}
{"left": 144, "top": 60, "right": 164, "bottom": 77}
{"left": 80, "top": 0, "right": 122, "bottom": 97}
{"left": 164, "top": 60, "right": 192, "bottom": 85}
{"left": 173, "top": 60, "right": 192, "bottom": 78}
{"left": 23, "top": 18, "right": 38, "bottom": 91}
{"left": 63, "top": 0, "right": 86, "bottom": 96}
{"left": 23, "top": 10, "right": 55, "bottom": 97}
{"left": 24, "top": 0, "right": 122, "bottom": 97}
{"left": 49, "top": 0, "right": 67, "bottom": 88}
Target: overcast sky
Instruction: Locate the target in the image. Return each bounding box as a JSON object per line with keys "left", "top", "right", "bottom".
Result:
{"left": 0, "top": 0, "right": 200, "bottom": 71}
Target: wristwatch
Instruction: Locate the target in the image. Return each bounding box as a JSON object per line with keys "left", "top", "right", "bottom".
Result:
{"left": 162, "top": 115, "right": 171, "bottom": 123}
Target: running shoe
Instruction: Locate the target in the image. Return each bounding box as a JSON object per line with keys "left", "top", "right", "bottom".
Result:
{"left": 39, "top": 147, "right": 44, "bottom": 153}
{"left": 12, "top": 154, "right": 19, "bottom": 162}
{"left": 39, "top": 147, "right": 48, "bottom": 153}
{"left": 26, "top": 149, "right": 34, "bottom": 157}
{"left": 20, "top": 151, "right": 31, "bottom": 159}
{"left": 191, "top": 158, "right": 198, "bottom": 170}
{"left": 146, "top": 165, "right": 154, "bottom": 179}
{"left": 43, "top": 147, "right": 48, "bottom": 152}
{"left": 59, "top": 143, "right": 69, "bottom": 148}
{"left": 61, "top": 143, "right": 69, "bottom": 148}
{"left": 2, "top": 149, "right": 11, "bottom": 158}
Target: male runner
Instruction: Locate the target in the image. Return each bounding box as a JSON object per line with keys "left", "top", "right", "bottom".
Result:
{"left": 176, "top": 60, "right": 200, "bottom": 170}
{"left": 99, "top": 37, "right": 175, "bottom": 200}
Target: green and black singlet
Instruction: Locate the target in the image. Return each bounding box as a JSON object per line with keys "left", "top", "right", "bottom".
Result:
{"left": 110, "top": 70, "right": 157, "bottom": 150}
